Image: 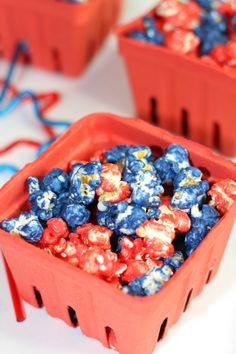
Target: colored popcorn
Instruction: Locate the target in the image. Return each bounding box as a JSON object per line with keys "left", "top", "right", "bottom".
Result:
{"left": 185, "top": 204, "right": 220, "bottom": 255}
{"left": 128, "top": 0, "right": 236, "bottom": 69}
{"left": 1, "top": 143, "right": 234, "bottom": 297}
{"left": 208, "top": 178, "right": 236, "bottom": 214}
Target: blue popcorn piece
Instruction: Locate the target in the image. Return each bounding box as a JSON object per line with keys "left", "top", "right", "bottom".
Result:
{"left": 69, "top": 161, "right": 102, "bottom": 205}
{"left": 123, "top": 264, "right": 173, "bottom": 296}
{"left": 201, "top": 10, "right": 227, "bottom": 34}
{"left": 39, "top": 168, "right": 69, "bottom": 194}
{"left": 28, "top": 176, "right": 40, "bottom": 194}
{"left": 97, "top": 201, "right": 147, "bottom": 235}
{"left": 104, "top": 145, "right": 130, "bottom": 163}
{"left": 195, "top": 0, "right": 213, "bottom": 11}
{"left": 53, "top": 192, "right": 69, "bottom": 217}
{"left": 194, "top": 9, "right": 228, "bottom": 55}
{"left": 143, "top": 16, "right": 165, "bottom": 45}
{"left": 190, "top": 204, "right": 220, "bottom": 228}
{"left": 1, "top": 212, "right": 43, "bottom": 243}
{"left": 200, "top": 30, "right": 228, "bottom": 55}
{"left": 185, "top": 205, "right": 220, "bottom": 256}
{"left": 171, "top": 186, "right": 197, "bottom": 211}
{"left": 173, "top": 167, "right": 202, "bottom": 189}
{"left": 129, "top": 17, "right": 164, "bottom": 45}
{"left": 162, "top": 251, "right": 185, "bottom": 271}
{"left": 28, "top": 176, "right": 58, "bottom": 221}
{"left": 164, "top": 144, "right": 190, "bottom": 170}
{"left": 171, "top": 180, "right": 209, "bottom": 212}
{"left": 69, "top": 179, "right": 95, "bottom": 206}
{"left": 61, "top": 204, "right": 90, "bottom": 228}
{"left": 123, "top": 145, "right": 163, "bottom": 209}
{"left": 126, "top": 145, "right": 152, "bottom": 162}
{"left": 154, "top": 157, "right": 179, "bottom": 184}
{"left": 30, "top": 190, "right": 57, "bottom": 221}
{"left": 154, "top": 144, "right": 190, "bottom": 184}
{"left": 129, "top": 30, "right": 148, "bottom": 42}
{"left": 131, "top": 170, "right": 163, "bottom": 207}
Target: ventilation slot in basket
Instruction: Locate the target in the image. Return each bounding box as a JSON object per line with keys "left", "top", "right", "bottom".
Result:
{"left": 150, "top": 97, "right": 159, "bottom": 125}
{"left": 51, "top": 48, "right": 62, "bottom": 72}
{"left": 181, "top": 109, "right": 189, "bottom": 137}
{"left": 157, "top": 318, "right": 168, "bottom": 342}
{"left": 33, "top": 287, "right": 43, "bottom": 308}
{"left": 206, "top": 269, "right": 213, "bottom": 284}
{"left": 105, "top": 326, "right": 117, "bottom": 350}
{"left": 68, "top": 306, "right": 78, "bottom": 327}
{"left": 213, "top": 122, "right": 221, "bottom": 150}
{"left": 183, "top": 288, "right": 193, "bottom": 312}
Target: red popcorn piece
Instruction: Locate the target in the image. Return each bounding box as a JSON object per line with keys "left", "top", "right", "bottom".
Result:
{"left": 119, "top": 236, "right": 145, "bottom": 262}
{"left": 59, "top": 240, "right": 80, "bottom": 266}
{"left": 40, "top": 229, "right": 58, "bottom": 247}
{"left": 97, "top": 163, "right": 121, "bottom": 194}
{"left": 166, "top": 29, "right": 200, "bottom": 54}
{"left": 208, "top": 178, "right": 236, "bottom": 215}
{"left": 227, "top": 41, "right": 236, "bottom": 67}
{"left": 79, "top": 247, "right": 118, "bottom": 278}
{"left": 59, "top": 236, "right": 88, "bottom": 266}
{"left": 159, "top": 198, "right": 191, "bottom": 233}
{"left": 211, "top": 44, "right": 229, "bottom": 66}
{"left": 76, "top": 223, "right": 112, "bottom": 250}
{"left": 211, "top": 41, "right": 236, "bottom": 68}
{"left": 156, "top": 0, "right": 180, "bottom": 18}
{"left": 173, "top": 210, "right": 191, "bottom": 233}
{"left": 98, "top": 181, "right": 131, "bottom": 203}
{"left": 121, "top": 260, "right": 149, "bottom": 283}
{"left": 144, "top": 237, "right": 174, "bottom": 259}
{"left": 217, "top": 2, "right": 236, "bottom": 16}
{"left": 163, "top": 2, "right": 200, "bottom": 32}
{"left": 136, "top": 219, "right": 175, "bottom": 242}
{"left": 96, "top": 163, "right": 130, "bottom": 203}
{"left": 50, "top": 237, "right": 67, "bottom": 255}
{"left": 47, "top": 218, "right": 68, "bottom": 239}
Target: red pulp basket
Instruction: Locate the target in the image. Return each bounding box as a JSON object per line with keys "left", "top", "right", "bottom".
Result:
{"left": 0, "top": 114, "right": 235, "bottom": 354}
{"left": 117, "top": 9, "right": 236, "bottom": 156}
{"left": 0, "top": 0, "right": 121, "bottom": 76}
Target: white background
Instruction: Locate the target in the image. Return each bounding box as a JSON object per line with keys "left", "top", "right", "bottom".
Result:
{"left": 0, "top": 1, "right": 235, "bottom": 353}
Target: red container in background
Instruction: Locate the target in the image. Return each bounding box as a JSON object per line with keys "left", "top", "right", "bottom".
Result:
{"left": 0, "top": 0, "right": 121, "bottom": 76}
{"left": 117, "top": 9, "right": 236, "bottom": 156}
{"left": 0, "top": 114, "right": 235, "bottom": 354}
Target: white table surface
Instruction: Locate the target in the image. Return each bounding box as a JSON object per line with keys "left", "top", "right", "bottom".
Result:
{"left": 0, "top": 1, "right": 235, "bottom": 353}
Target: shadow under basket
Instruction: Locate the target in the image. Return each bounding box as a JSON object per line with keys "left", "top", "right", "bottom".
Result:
{"left": 0, "top": 114, "right": 236, "bottom": 354}
{"left": 0, "top": 0, "right": 121, "bottom": 76}
{"left": 117, "top": 8, "right": 236, "bottom": 156}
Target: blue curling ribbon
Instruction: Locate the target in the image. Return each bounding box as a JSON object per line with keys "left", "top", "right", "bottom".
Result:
{"left": 0, "top": 163, "right": 19, "bottom": 175}
{"left": 0, "top": 41, "right": 70, "bottom": 178}
{"left": 0, "top": 41, "right": 70, "bottom": 129}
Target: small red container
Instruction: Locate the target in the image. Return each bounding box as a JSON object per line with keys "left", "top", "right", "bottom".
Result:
{"left": 0, "top": 114, "right": 235, "bottom": 354}
{"left": 0, "top": 0, "right": 121, "bottom": 76}
{"left": 117, "top": 9, "right": 236, "bottom": 156}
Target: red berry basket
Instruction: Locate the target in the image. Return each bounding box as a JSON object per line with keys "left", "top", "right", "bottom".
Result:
{"left": 0, "top": 0, "right": 121, "bottom": 76}
{"left": 117, "top": 8, "right": 236, "bottom": 157}
{"left": 0, "top": 114, "right": 235, "bottom": 354}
